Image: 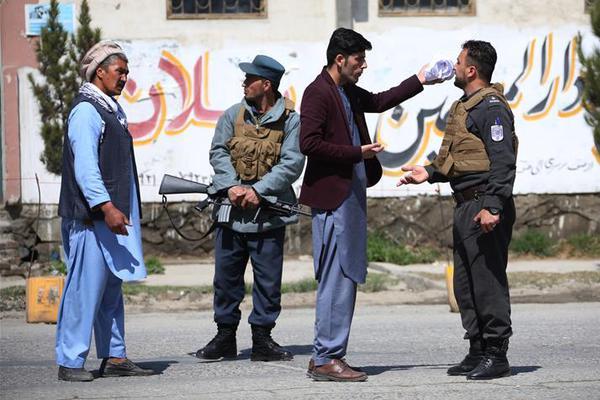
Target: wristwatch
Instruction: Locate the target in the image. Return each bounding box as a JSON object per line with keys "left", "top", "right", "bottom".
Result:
{"left": 486, "top": 207, "right": 501, "bottom": 215}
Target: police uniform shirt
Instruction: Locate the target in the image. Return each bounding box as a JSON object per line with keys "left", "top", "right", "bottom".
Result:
{"left": 428, "top": 89, "right": 517, "bottom": 212}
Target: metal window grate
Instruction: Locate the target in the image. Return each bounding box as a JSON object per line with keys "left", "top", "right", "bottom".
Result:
{"left": 167, "top": 0, "right": 267, "bottom": 19}
{"left": 379, "top": 0, "right": 475, "bottom": 17}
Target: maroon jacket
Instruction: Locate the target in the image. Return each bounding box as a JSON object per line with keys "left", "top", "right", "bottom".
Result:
{"left": 299, "top": 68, "right": 424, "bottom": 210}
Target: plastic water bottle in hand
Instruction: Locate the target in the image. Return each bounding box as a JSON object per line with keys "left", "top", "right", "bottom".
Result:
{"left": 424, "top": 59, "right": 455, "bottom": 82}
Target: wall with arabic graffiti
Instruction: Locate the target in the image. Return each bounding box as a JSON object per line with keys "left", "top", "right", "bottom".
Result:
{"left": 18, "top": 25, "right": 600, "bottom": 204}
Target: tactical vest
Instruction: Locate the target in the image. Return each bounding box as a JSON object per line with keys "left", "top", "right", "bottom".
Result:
{"left": 432, "top": 83, "right": 518, "bottom": 177}
{"left": 227, "top": 98, "right": 295, "bottom": 181}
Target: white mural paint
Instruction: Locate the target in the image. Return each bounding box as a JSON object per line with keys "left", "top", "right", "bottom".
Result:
{"left": 19, "top": 25, "right": 600, "bottom": 204}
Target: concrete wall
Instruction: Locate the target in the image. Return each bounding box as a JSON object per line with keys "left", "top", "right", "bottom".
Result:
{"left": 0, "top": 0, "right": 39, "bottom": 204}
{"left": 2, "top": 193, "right": 598, "bottom": 277}
{"left": 82, "top": 0, "right": 589, "bottom": 42}
{"left": 84, "top": 0, "right": 337, "bottom": 45}
{"left": 356, "top": 0, "right": 589, "bottom": 32}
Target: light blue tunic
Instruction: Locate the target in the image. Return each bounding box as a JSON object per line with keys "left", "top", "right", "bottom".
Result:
{"left": 63, "top": 101, "right": 146, "bottom": 282}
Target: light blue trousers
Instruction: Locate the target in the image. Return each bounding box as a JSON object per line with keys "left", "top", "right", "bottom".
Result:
{"left": 55, "top": 220, "right": 126, "bottom": 368}
{"left": 312, "top": 212, "right": 358, "bottom": 366}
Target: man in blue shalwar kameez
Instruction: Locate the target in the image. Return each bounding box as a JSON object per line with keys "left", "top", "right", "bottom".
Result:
{"left": 56, "top": 41, "right": 154, "bottom": 382}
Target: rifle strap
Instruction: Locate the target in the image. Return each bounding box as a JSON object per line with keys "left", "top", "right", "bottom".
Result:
{"left": 161, "top": 195, "right": 217, "bottom": 242}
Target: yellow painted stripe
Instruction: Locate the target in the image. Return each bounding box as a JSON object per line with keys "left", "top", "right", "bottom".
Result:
{"left": 382, "top": 120, "right": 436, "bottom": 177}
{"left": 133, "top": 83, "right": 167, "bottom": 147}
{"left": 541, "top": 33, "right": 554, "bottom": 85}
{"left": 522, "top": 39, "right": 536, "bottom": 82}
{"left": 523, "top": 77, "right": 559, "bottom": 121}
{"left": 162, "top": 50, "right": 193, "bottom": 108}
{"left": 509, "top": 92, "right": 523, "bottom": 109}
{"left": 593, "top": 146, "right": 600, "bottom": 164}
{"left": 386, "top": 110, "right": 408, "bottom": 129}
{"left": 121, "top": 88, "right": 142, "bottom": 103}
{"left": 558, "top": 102, "right": 582, "bottom": 118}
{"left": 202, "top": 51, "right": 211, "bottom": 107}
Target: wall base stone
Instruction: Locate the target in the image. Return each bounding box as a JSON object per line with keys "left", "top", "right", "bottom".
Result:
{"left": 1, "top": 193, "right": 598, "bottom": 276}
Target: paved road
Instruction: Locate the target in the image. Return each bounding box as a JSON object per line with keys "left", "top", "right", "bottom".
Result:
{"left": 1, "top": 303, "right": 599, "bottom": 399}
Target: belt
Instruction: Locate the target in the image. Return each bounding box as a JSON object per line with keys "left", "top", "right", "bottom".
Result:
{"left": 452, "top": 184, "right": 486, "bottom": 204}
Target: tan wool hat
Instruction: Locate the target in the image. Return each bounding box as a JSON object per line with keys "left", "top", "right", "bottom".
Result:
{"left": 80, "top": 40, "right": 127, "bottom": 82}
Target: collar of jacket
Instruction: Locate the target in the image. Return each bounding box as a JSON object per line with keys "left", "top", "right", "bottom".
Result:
{"left": 241, "top": 94, "right": 286, "bottom": 126}
{"left": 319, "top": 67, "right": 353, "bottom": 141}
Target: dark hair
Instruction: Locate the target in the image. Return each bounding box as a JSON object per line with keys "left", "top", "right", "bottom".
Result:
{"left": 462, "top": 40, "right": 497, "bottom": 83}
{"left": 326, "top": 28, "right": 372, "bottom": 67}
{"left": 98, "top": 53, "right": 129, "bottom": 72}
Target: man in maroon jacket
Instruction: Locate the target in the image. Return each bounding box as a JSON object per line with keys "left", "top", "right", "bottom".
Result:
{"left": 299, "top": 28, "right": 438, "bottom": 382}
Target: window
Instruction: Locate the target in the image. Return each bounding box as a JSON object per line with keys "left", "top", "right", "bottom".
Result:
{"left": 167, "top": 0, "right": 267, "bottom": 19}
{"left": 379, "top": 0, "right": 475, "bottom": 17}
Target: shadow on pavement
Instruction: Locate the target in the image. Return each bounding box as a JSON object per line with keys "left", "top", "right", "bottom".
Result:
{"left": 361, "top": 364, "right": 450, "bottom": 376}
{"left": 237, "top": 344, "right": 313, "bottom": 360}
{"left": 511, "top": 365, "right": 542, "bottom": 375}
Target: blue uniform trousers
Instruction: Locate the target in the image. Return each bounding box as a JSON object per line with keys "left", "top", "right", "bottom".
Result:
{"left": 213, "top": 225, "right": 285, "bottom": 327}
{"left": 55, "top": 220, "right": 126, "bottom": 368}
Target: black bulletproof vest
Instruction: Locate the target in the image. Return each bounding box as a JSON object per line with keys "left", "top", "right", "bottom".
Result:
{"left": 58, "top": 93, "right": 141, "bottom": 220}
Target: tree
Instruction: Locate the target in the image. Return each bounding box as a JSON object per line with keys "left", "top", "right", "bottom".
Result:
{"left": 578, "top": 0, "right": 600, "bottom": 155}
{"left": 28, "top": 0, "right": 101, "bottom": 175}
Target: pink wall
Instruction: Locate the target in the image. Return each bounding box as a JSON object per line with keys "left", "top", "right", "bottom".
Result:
{"left": 1, "top": 0, "right": 39, "bottom": 204}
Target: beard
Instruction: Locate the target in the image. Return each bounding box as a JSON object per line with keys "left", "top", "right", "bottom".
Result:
{"left": 454, "top": 76, "right": 466, "bottom": 89}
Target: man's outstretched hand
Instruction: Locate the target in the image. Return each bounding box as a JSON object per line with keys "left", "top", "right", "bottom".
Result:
{"left": 397, "top": 165, "right": 429, "bottom": 186}
{"left": 361, "top": 143, "right": 384, "bottom": 159}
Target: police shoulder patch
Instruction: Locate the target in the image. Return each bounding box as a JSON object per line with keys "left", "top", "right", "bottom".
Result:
{"left": 490, "top": 117, "right": 504, "bottom": 142}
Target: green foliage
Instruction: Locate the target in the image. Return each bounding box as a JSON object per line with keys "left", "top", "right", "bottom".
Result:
{"left": 145, "top": 256, "right": 165, "bottom": 275}
{"left": 565, "top": 234, "right": 600, "bottom": 257}
{"left": 359, "top": 272, "right": 398, "bottom": 293}
{"left": 578, "top": 0, "right": 600, "bottom": 154}
{"left": 0, "top": 286, "right": 27, "bottom": 312}
{"left": 122, "top": 284, "right": 213, "bottom": 297}
{"left": 0, "top": 286, "right": 26, "bottom": 298}
{"left": 28, "top": 0, "right": 101, "bottom": 175}
{"left": 367, "top": 233, "right": 439, "bottom": 265}
{"left": 510, "top": 230, "right": 558, "bottom": 257}
{"left": 280, "top": 279, "right": 318, "bottom": 294}
{"left": 49, "top": 259, "right": 67, "bottom": 275}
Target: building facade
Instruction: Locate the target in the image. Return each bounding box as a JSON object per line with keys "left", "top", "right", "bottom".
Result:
{"left": 1, "top": 0, "right": 598, "bottom": 206}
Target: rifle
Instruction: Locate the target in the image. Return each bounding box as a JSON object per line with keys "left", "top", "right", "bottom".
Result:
{"left": 158, "top": 174, "right": 310, "bottom": 240}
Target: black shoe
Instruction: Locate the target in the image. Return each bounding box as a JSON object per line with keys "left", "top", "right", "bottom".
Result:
{"left": 196, "top": 323, "right": 238, "bottom": 360}
{"left": 467, "top": 339, "right": 511, "bottom": 380}
{"left": 99, "top": 358, "right": 155, "bottom": 377}
{"left": 58, "top": 366, "right": 94, "bottom": 382}
{"left": 447, "top": 339, "right": 485, "bottom": 376}
{"left": 250, "top": 324, "right": 293, "bottom": 362}
{"left": 447, "top": 353, "right": 485, "bottom": 376}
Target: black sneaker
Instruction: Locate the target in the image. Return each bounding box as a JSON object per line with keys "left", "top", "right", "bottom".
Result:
{"left": 58, "top": 366, "right": 94, "bottom": 382}
{"left": 99, "top": 358, "right": 155, "bottom": 377}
